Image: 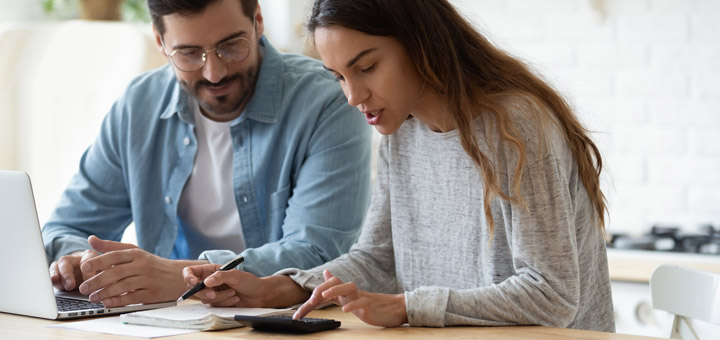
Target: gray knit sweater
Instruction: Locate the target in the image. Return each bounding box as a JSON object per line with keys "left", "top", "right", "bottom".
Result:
{"left": 277, "top": 97, "right": 615, "bottom": 331}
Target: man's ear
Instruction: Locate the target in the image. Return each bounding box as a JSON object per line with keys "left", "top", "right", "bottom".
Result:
{"left": 254, "top": 4, "right": 264, "bottom": 38}
{"left": 152, "top": 25, "right": 167, "bottom": 57}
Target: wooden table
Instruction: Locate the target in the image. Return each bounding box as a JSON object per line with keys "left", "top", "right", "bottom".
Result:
{"left": 0, "top": 306, "right": 669, "bottom": 340}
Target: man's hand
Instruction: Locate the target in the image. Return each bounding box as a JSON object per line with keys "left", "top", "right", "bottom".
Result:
{"left": 77, "top": 235, "right": 206, "bottom": 307}
{"left": 49, "top": 249, "right": 100, "bottom": 291}
{"left": 293, "top": 270, "right": 408, "bottom": 327}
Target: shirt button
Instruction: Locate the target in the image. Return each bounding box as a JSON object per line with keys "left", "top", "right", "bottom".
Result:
{"left": 243, "top": 196, "right": 248, "bottom": 203}
{"left": 165, "top": 196, "right": 172, "bottom": 204}
{"left": 183, "top": 137, "right": 190, "bottom": 146}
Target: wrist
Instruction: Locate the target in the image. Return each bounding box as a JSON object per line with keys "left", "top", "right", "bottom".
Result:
{"left": 260, "top": 275, "right": 310, "bottom": 307}
{"left": 396, "top": 293, "right": 408, "bottom": 324}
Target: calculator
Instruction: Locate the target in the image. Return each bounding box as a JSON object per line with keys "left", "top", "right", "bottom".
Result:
{"left": 234, "top": 314, "right": 341, "bottom": 333}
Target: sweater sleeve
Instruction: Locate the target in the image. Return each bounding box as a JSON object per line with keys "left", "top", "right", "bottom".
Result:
{"left": 406, "top": 154, "right": 584, "bottom": 328}
{"left": 275, "top": 135, "right": 399, "bottom": 294}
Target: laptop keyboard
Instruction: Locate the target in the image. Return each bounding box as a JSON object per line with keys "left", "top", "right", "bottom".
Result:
{"left": 56, "top": 296, "right": 105, "bottom": 312}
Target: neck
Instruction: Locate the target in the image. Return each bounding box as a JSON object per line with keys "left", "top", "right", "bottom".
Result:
{"left": 411, "top": 90, "right": 455, "bottom": 133}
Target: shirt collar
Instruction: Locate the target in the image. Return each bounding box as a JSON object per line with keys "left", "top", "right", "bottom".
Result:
{"left": 160, "top": 36, "right": 281, "bottom": 125}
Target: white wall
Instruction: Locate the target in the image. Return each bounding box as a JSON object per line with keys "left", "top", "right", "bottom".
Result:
{"left": 450, "top": 0, "right": 720, "bottom": 235}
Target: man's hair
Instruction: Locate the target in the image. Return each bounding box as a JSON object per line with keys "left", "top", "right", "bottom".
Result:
{"left": 148, "top": 0, "right": 258, "bottom": 37}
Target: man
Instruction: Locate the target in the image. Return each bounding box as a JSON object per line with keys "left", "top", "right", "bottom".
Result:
{"left": 43, "top": 0, "right": 371, "bottom": 308}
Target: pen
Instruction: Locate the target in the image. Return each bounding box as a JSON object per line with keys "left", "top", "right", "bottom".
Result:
{"left": 177, "top": 255, "right": 245, "bottom": 302}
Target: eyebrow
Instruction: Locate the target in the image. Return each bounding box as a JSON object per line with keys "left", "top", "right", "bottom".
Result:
{"left": 171, "top": 30, "right": 250, "bottom": 50}
{"left": 323, "top": 48, "right": 378, "bottom": 72}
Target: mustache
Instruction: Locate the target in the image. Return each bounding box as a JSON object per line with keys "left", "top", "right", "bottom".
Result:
{"left": 195, "top": 73, "right": 242, "bottom": 90}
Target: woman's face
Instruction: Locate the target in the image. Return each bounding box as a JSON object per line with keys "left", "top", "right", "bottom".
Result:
{"left": 314, "top": 26, "right": 425, "bottom": 135}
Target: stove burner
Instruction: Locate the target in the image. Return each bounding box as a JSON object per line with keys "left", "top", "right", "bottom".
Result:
{"left": 609, "top": 224, "right": 720, "bottom": 255}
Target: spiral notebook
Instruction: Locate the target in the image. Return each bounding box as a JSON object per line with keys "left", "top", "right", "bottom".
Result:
{"left": 120, "top": 303, "right": 292, "bottom": 330}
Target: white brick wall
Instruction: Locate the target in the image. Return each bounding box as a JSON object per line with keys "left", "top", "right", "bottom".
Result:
{"left": 454, "top": 0, "right": 720, "bottom": 235}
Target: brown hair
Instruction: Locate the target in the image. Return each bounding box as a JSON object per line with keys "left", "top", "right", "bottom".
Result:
{"left": 148, "top": 0, "right": 258, "bottom": 37}
{"left": 308, "top": 0, "right": 607, "bottom": 235}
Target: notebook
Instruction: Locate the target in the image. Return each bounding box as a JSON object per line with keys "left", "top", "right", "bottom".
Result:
{"left": 120, "top": 303, "right": 292, "bottom": 330}
{"left": 0, "top": 170, "right": 176, "bottom": 319}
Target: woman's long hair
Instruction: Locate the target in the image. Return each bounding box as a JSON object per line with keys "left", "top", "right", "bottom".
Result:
{"left": 308, "top": 0, "right": 607, "bottom": 235}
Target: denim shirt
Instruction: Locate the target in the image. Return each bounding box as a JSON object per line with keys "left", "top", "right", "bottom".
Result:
{"left": 42, "top": 38, "right": 372, "bottom": 276}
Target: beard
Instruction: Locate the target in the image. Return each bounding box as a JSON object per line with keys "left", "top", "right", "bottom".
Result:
{"left": 181, "top": 64, "right": 259, "bottom": 118}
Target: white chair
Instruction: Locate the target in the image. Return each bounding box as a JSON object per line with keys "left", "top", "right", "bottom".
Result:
{"left": 650, "top": 264, "right": 720, "bottom": 340}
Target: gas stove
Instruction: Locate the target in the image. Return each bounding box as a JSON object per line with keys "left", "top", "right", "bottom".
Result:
{"left": 608, "top": 224, "right": 720, "bottom": 255}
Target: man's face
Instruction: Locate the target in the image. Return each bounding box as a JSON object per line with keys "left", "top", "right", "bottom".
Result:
{"left": 155, "top": 0, "right": 264, "bottom": 121}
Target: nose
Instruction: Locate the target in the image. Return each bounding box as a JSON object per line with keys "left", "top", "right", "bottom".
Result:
{"left": 202, "top": 50, "right": 228, "bottom": 84}
{"left": 344, "top": 80, "right": 369, "bottom": 107}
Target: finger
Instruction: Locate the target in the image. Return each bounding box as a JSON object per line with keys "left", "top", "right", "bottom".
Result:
{"left": 341, "top": 297, "right": 368, "bottom": 314}
{"left": 57, "top": 256, "right": 80, "bottom": 291}
{"left": 322, "top": 281, "right": 359, "bottom": 299}
{"left": 293, "top": 280, "right": 343, "bottom": 320}
{"left": 49, "top": 261, "right": 62, "bottom": 289}
{"left": 204, "top": 270, "right": 248, "bottom": 288}
{"left": 88, "top": 235, "right": 139, "bottom": 253}
{"left": 88, "top": 275, "right": 145, "bottom": 304}
{"left": 197, "top": 288, "right": 236, "bottom": 304}
{"left": 100, "top": 289, "right": 151, "bottom": 308}
{"left": 308, "top": 276, "right": 344, "bottom": 304}
{"left": 323, "top": 269, "right": 334, "bottom": 281}
{"left": 79, "top": 261, "right": 137, "bottom": 295}
{"left": 79, "top": 250, "right": 101, "bottom": 281}
{"left": 209, "top": 296, "right": 240, "bottom": 308}
{"left": 80, "top": 249, "right": 138, "bottom": 277}
{"left": 182, "top": 264, "right": 221, "bottom": 285}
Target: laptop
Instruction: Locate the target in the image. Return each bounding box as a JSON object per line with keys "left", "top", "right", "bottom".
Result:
{"left": 0, "top": 170, "right": 176, "bottom": 319}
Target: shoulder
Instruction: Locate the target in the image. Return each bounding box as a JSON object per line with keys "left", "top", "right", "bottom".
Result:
{"left": 492, "top": 94, "right": 571, "bottom": 165}
{"left": 106, "top": 65, "right": 182, "bottom": 129}
{"left": 277, "top": 52, "right": 346, "bottom": 105}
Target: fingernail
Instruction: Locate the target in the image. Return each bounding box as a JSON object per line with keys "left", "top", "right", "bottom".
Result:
{"left": 78, "top": 284, "right": 88, "bottom": 295}
{"left": 205, "top": 278, "right": 215, "bottom": 286}
{"left": 64, "top": 279, "right": 73, "bottom": 290}
{"left": 81, "top": 263, "right": 91, "bottom": 272}
{"left": 227, "top": 290, "right": 236, "bottom": 298}
{"left": 89, "top": 293, "right": 99, "bottom": 303}
{"left": 189, "top": 278, "right": 197, "bottom": 285}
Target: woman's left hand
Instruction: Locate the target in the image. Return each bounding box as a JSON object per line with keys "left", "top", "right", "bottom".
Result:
{"left": 292, "top": 269, "right": 408, "bottom": 327}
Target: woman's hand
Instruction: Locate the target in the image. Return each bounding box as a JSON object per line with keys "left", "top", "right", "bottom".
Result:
{"left": 293, "top": 270, "right": 408, "bottom": 327}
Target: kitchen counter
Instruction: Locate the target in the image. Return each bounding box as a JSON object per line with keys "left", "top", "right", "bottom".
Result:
{"left": 607, "top": 248, "right": 720, "bottom": 282}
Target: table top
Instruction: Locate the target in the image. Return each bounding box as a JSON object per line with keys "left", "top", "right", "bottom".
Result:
{"left": 0, "top": 305, "right": 669, "bottom": 340}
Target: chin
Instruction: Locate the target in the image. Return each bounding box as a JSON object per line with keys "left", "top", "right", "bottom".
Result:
{"left": 374, "top": 125, "right": 399, "bottom": 136}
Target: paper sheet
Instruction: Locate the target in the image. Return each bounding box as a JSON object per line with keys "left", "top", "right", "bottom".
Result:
{"left": 47, "top": 316, "right": 197, "bottom": 338}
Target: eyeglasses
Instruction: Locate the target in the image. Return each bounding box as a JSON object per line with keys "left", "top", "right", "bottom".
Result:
{"left": 162, "top": 20, "right": 256, "bottom": 72}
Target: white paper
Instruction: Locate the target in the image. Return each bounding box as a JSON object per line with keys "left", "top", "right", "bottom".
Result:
{"left": 47, "top": 316, "right": 197, "bottom": 338}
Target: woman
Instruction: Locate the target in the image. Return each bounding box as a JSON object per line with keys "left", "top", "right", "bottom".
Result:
{"left": 181, "top": 0, "right": 615, "bottom": 331}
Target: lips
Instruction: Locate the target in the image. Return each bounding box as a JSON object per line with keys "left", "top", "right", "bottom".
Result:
{"left": 203, "top": 82, "right": 233, "bottom": 97}
{"left": 363, "top": 109, "right": 383, "bottom": 125}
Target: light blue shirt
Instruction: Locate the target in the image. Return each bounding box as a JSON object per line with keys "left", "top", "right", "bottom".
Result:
{"left": 42, "top": 38, "right": 372, "bottom": 276}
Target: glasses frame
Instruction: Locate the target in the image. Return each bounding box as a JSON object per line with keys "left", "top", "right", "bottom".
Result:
{"left": 161, "top": 18, "right": 257, "bottom": 72}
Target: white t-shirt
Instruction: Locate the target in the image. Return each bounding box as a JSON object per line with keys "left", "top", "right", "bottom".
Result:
{"left": 177, "top": 101, "right": 246, "bottom": 258}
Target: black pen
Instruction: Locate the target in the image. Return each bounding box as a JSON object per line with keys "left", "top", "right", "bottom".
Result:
{"left": 177, "top": 255, "right": 245, "bottom": 302}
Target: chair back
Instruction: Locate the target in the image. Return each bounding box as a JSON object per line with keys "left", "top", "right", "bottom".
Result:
{"left": 650, "top": 264, "right": 720, "bottom": 340}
